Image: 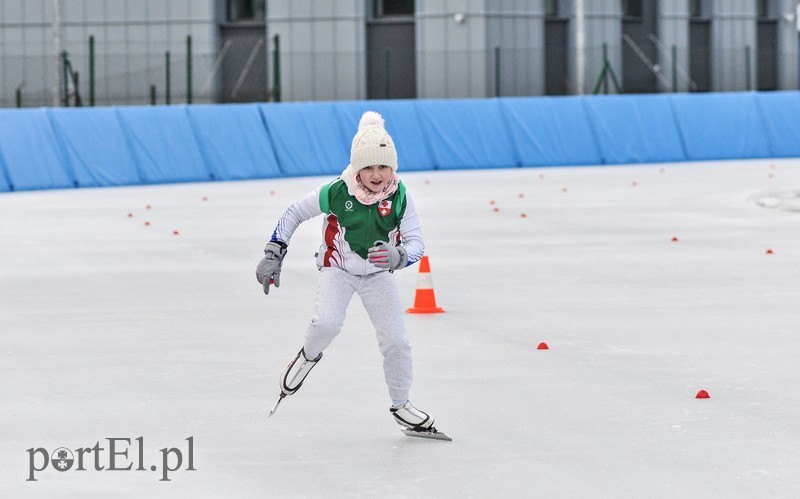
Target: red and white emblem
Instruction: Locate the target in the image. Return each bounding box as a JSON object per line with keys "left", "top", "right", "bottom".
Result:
{"left": 378, "top": 200, "right": 392, "bottom": 217}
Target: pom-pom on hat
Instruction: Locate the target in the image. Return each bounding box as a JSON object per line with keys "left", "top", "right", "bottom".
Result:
{"left": 349, "top": 111, "right": 397, "bottom": 172}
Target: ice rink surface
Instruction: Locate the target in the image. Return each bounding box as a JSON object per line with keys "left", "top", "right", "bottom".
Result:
{"left": 2, "top": 159, "right": 800, "bottom": 498}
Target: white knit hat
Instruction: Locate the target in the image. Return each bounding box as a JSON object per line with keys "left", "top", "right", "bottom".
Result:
{"left": 349, "top": 111, "right": 397, "bottom": 171}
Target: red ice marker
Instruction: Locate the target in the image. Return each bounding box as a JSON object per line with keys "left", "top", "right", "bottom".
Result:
{"left": 695, "top": 389, "right": 710, "bottom": 399}
{"left": 537, "top": 342, "right": 549, "bottom": 350}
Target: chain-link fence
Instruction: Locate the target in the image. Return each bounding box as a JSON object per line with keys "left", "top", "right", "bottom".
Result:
{"left": 0, "top": 54, "right": 52, "bottom": 108}
{"left": 1, "top": 51, "right": 218, "bottom": 108}
{"left": 0, "top": 35, "right": 255, "bottom": 108}
{"left": 1, "top": 37, "right": 792, "bottom": 107}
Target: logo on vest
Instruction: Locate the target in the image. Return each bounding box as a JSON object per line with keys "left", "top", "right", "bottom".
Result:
{"left": 378, "top": 200, "right": 392, "bottom": 217}
{"left": 344, "top": 200, "right": 354, "bottom": 211}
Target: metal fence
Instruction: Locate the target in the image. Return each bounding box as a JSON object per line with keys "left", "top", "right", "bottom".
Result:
{"left": 2, "top": 37, "right": 228, "bottom": 108}
{"left": 0, "top": 37, "right": 789, "bottom": 107}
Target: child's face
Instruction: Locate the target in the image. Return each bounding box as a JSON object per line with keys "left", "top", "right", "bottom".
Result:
{"left": 358, "top": 165, "right": 392, "bottom": 193}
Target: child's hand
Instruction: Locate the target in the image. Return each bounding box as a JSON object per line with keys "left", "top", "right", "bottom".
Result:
{"left": 368, "top": 241, "right": 408, "bottom": 271}
{"left": 256, "top": 241, "right": 288, "bottom": 295}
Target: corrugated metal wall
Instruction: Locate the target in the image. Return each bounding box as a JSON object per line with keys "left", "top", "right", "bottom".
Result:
{"left": 268, "top": 0, "right": 798, "bottom": 101}
{"left": 712, "top": 0, "right": 758, "bottom": 91}
{"left": 416, "top": 0, "right": 489, "bottom": 98}
{"left": 776, "top": 0, "right": 799, "bottom": 89}
{"left": 267, "top": 0, "right": 366, "bottom": 101}
{"left": 0, "top": 0, "right": 218, "bottom": 107}
{"left": 658, "top": 2, "right": 691, "bottom": 92}
{"left": 1, "top": 0, "right": 798, "bottom": 106}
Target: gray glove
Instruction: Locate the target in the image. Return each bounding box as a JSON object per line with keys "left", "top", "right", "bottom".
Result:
{"left": 256, "top": 241, "right": 288, "bottom": 295}
{"left": 367, "top": 241, "right": 408, "bottom": 271}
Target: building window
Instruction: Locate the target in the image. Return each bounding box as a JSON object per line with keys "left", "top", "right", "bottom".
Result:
{"left": 757, "top": 0, "right": 771, "bottom": 18}
{"left": 622, "top": 0, "right": 643, "bottom": 18}
{"left": 228, "top": 0, "right": 265, "bottom": 22}
{"left": 690, "top": 0, "right": 701, "bottom": 18}
{"left": 374, "top": 0, "right": 414, "bottom": 17}
{"left": 690, "top": 0, "right": 711, "bottom": 18}
{"left": 545, "top": 0, "right": 559, "bottom": 18}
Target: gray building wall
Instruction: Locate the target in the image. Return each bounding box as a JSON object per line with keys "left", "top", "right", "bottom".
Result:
{"left": 775, "top": 0, "right": 799, "bottom": 89}
{"left": 1, "top": 0, "right": 799, "bottom": 107}
{"left": 266, "top": 0, "right": 366, "bottom": 101}
{"left": 416, "top": 0, "right": 547, "bottom": 98}
{"left": 658, "top": 2, "right": 691, "bottom": 92}
{"left": 712, "top": 0, "right": 758, "bottom": 91}
{"left": 416, "top": 0, "right": 490, "bottom": 98}
{"left": 562, "top": 0, "right": 798, "bottom": 95}
{"left": 564, "top": 0, "right": 621, "bottom": 95}
{"left": 485, "top": 0, "right": 547, "bottom": 97}
{"left": 0, "top": 0, "right": 218, "bottom": 107}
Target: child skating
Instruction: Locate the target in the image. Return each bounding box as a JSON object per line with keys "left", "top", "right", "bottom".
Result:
{"left": 256, "top": 111, "right": 449, "bottom": 440}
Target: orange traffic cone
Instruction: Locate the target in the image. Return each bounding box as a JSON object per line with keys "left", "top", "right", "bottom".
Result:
{"left": 406, "top": 256, "right": 445, "bottom": 314}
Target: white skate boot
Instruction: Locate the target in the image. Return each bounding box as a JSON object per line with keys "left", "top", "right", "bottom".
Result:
{"left": 390, "top": 401, "right": 452, "bottom": 441}
{"left": 268, "top": 348, "right": 322, "bottom": 417}
{"left": 390, "top": 401, "right": 434, "bottom": 430}
{"left": 280, "top": 348, "right": 322, "bottom": 396}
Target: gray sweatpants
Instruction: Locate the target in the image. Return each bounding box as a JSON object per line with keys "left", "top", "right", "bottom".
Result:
{"left": 303, "top": 267, "right": 412, "bottom": 405}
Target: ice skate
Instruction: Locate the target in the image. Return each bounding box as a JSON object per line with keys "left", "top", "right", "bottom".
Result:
{"left": 280, "top": 348, "right": 322, "bottom": 395}
{"left": 391, "top": 401, "right": 452, "bottom": 441}
{"left": 268, "top": 348, "right": 322, "bottom": 417}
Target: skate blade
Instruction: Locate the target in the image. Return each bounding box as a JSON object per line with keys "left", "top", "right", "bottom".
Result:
{"left": 401, "top": 428, "right": 453, "bottom": 441}
{"left": 268, "top": 394, "right": 285, "bottom": 418}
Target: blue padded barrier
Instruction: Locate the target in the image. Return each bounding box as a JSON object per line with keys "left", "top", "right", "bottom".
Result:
{"left": 115, "top": 106, "right": 214, "bottom": 184}
{"left": 187, "top": 104, "right": 281, "bottom": 180}
{"left": 330, "top": 100, "right": 436, "bottom": 172}
{"left": 0, "top": 143, "right": 11, "bottom": 192}
{"left": 47, "top": 107, "right": 143, "bottom": 188}
{"left": 0, "top": 108, "right": 74, "bottom": 191}
{"left": 258, "top": 102, "right": 350, "bottom": 177}
{"left": 415, "top": 99, "right": 519, "bottom": 169}
{"left": 499, "top": 96, "right": 603, "bottom": 166}
{"left": 1, "top": 92, "right": 798, "bottom": 193}
{"left": 0, "top": 164, "right": 9, "bottom": 192}
{"left": 669, "top": 93, "right": 772, "bottom": 161}
{"left": 754, "top": 92, "right": 800, "bottom": 157}
{"left": 583, "top": 94, "right": 686, "bottom": 164}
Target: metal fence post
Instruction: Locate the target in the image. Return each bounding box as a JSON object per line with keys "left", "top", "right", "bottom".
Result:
{"left": 671, "top": 45, "right": 677, "bottom": 92}
{"left": 89, "top": 35, "right": 95, "bottom": 106}
{"left": 603, "top": 43, "right": 608, "bottom": 94}
{"left": 186, "top": 35, "right": 192, "bottom": 104}
{"left": 495, "top": 46, "right": 500, "bottom": 97}
{"left": 165, "top": 51, "right": 171, "bottom": 104}
{"left": 745, "top": 45, "right": 752, "bottom": 91}
{"left": 61, "top": 51, "right": 69, "bottom": 106}
{"left": 272, "top": 34, "right": 281, "bottom": 102}
{"left": 602, "top": 43, "right": 608, "bottom": 94}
